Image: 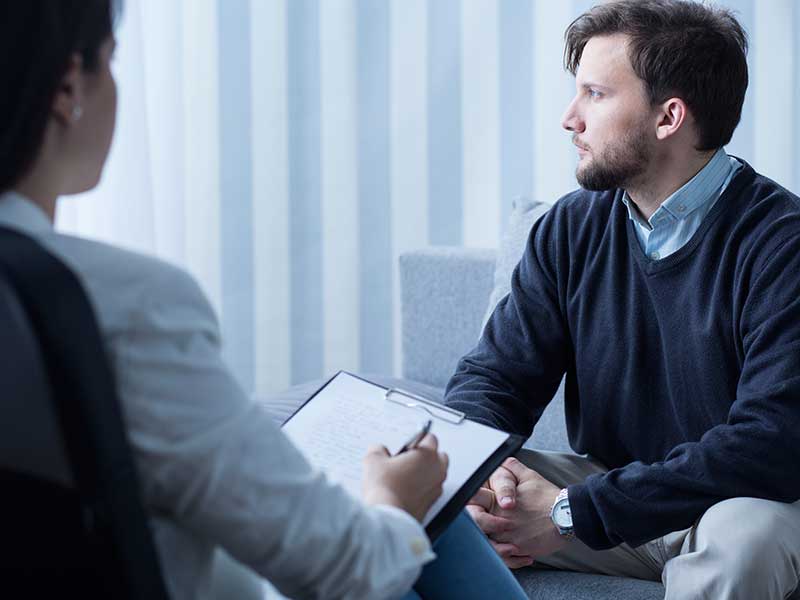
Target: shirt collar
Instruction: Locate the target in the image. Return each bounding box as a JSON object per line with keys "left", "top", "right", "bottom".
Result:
{"left": 0, "top": 191, "right": 54, "bottom": 236}
{"left": 621, "top": 148, "right": 733, "bottom": 227}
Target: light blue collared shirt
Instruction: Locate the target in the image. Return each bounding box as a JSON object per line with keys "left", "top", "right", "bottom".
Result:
{"left": 622, "top": 149, "right": 742, "bottom": 260}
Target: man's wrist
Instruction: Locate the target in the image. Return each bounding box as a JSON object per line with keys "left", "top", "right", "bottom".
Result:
{"left": 550, "top": 487, "right": 575, "bottom": 539}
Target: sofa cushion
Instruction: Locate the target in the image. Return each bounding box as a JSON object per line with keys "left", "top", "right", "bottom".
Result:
{"left": 515, "top": 569, "right": 663, "bottom": 600}
{"left": 401, "top": 248, "right": 496, "bottom": 389}
{"left": 481, "top": 198, "right": 551, "bottom": 331}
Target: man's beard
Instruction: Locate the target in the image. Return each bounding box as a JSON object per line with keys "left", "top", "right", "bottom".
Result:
{"left": 575, "top": 123, "right": 652, "bottom": 191}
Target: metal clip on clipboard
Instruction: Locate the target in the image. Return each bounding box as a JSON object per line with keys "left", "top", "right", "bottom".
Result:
{"left": 384, "top": 388, "right": 465, "bottom": 425}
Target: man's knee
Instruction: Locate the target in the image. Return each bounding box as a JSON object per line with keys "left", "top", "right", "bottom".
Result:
{"left": 694, "top": 497, "right": 800, "bottom": 569}
{"left": 664, "top": 498, "right": 800, "bottom": 599}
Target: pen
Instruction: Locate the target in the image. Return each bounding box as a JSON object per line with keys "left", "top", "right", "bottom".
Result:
{"left": 395, "top": 420, "right": 433, "bottom": 455}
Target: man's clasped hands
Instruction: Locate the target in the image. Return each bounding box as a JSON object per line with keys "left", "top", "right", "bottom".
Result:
{"left": 466, "top": 457, "right": 568, "bottom": 568}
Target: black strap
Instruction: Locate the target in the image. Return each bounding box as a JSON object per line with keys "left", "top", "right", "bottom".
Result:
{"left": 0, "top": 226, "right": 170, "bottom": 599}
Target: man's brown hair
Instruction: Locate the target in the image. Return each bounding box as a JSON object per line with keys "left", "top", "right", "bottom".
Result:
{"left": 564, "top": 0, "right": 748, "bottom": 151}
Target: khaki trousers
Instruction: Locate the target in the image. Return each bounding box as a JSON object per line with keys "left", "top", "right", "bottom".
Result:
{"left": 516, "top": 450, "right": 800, "bottom": 600}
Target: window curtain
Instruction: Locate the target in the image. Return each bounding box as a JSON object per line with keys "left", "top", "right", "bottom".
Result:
{"left": 56, "top": 0, "right": 798, "bottom": 396}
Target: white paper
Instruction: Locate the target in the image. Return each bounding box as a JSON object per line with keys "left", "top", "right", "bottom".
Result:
{"left": 282, "top": 372, "right": 509, "bottom": 526}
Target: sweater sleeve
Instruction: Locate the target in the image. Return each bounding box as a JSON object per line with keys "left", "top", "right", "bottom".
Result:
{"left": 570, "top": 233, "right": 800, "bottom": 549}
{"left": 444, "top": 203, "right": 571, "bottom": 437}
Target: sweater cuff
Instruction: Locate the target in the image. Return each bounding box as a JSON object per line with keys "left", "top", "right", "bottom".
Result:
{"left": 567, "top": 482, "right": 613, "bottom": 550}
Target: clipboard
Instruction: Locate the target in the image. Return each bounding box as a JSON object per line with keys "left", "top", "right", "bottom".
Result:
{"left": 282, "top": 371, "right": 525, "bottom": 542}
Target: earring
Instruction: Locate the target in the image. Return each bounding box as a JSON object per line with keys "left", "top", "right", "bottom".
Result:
{"left": 72, "top": 105, "right": 83, "bottom": 122}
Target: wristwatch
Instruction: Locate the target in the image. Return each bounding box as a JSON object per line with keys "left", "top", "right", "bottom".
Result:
{"left": 550, "top": 488, "right": 574, "bottom": 539}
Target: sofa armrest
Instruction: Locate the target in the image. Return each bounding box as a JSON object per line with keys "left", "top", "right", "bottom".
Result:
{"left": 399, "top": 247, "right": 496, "bottom": 388}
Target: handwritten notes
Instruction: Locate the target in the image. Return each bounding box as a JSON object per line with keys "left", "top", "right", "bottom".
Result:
{"left": 282, "top": 372, "right": 509, "bottom": 526}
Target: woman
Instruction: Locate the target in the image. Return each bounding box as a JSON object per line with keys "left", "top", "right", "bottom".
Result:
{"left": 0, "top": 2, "right": 528, "bottom": 598}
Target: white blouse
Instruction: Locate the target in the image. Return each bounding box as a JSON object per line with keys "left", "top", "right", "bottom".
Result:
{"left": 0, "top": 191, "right": 433, "bottom": 600}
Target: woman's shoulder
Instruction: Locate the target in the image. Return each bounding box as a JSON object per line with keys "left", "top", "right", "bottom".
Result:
{"left": 38, "top": 231, "right": 216, "bottom": 331}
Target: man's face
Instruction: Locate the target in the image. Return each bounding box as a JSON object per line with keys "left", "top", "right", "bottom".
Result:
{"left": 561, "top": 34, "right": 656, "bottom": 191}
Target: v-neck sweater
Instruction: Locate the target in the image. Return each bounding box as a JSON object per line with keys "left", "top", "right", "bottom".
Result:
{"left": 445, "top": 160, "right": 800, "bottom": 549}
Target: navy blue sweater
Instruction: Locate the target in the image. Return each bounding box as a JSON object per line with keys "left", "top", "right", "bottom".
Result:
{"left": 445, "top": 161, "right": 800, "bottom": 549}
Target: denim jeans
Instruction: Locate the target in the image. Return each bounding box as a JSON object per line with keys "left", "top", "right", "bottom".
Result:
{"left": 400, "top": 511, "right": 528, "bottom": 600}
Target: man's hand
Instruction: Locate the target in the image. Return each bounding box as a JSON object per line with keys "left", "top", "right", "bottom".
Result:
{"left": 466, "top": 457, "right": 567, "bottom": 567}
{"left": 466, "top": 462, "right": 533, "bottom": 568}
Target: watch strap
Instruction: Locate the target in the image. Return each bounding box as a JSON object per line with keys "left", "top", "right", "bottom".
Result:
{"left": 550, "top": 487, "right": 575, "bottom": 539}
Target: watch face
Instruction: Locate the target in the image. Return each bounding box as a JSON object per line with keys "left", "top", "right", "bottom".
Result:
{"left": 553, "top": 499, "right": 573, "bottom": 528}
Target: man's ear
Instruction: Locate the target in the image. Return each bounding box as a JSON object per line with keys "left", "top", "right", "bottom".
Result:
{"left": 51, "top": 53, "right": 84, "bottom": 126}
{"left": 655, "top": 97, "right": 688, "bottom": 141}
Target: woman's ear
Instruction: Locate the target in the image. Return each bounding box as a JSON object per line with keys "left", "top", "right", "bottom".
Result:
{"left": 51, "top": 52, "right": 84, "bottom": 126}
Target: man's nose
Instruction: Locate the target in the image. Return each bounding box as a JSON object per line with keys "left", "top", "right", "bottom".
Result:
{"left": 561, "top": 98, "right": 584, "bottom": 133}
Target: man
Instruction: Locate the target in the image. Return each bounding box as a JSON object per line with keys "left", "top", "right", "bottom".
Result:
{"left": 444, "top": 1, "right": 800, "bottom": 598}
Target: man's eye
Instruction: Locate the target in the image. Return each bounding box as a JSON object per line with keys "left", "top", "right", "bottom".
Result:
{"left": 588, "top": 89, "right": 602, "bottom": 99}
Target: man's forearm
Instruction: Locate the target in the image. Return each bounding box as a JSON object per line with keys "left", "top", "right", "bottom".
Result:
{"left": 444, "top": 349, "right": 538, "bottom": 436}
{"left": 567, "top": 420, "right": 800, "bottom": 550}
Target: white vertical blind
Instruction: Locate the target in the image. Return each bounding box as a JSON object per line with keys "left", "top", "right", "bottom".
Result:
{"left": 251, "top": 0, "right": 291, "bottom": 393}
{"left": 57, "top": 0, "right": 793, "bottom": 395}
{"left": 320, "top": 0, "right": 361, "bottom": 376}
{"left": 141, "top": 0, "right": 185, "bottom": 266}
{"left": 753, "top": 0, "right": 793, "bottom": 185}
{"left": 533, "top": 0, "right": 576, "bottom": 206}
{"left": 181, "top": 0, "right": 221, "bottom": 315}
{"left": 390, "top": 0, "right": 429, "bottom": 377}
{"left": 461, "top": 0, "right": 500, "bottom": 249}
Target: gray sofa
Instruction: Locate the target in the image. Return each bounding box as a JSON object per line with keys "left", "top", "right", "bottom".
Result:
{"left": 398, "top": 246, "right": 664, "bottom": 600}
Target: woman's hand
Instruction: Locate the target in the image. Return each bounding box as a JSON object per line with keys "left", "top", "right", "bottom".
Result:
{"left": 362, "top": 434, "right": 449, "bottom": 522}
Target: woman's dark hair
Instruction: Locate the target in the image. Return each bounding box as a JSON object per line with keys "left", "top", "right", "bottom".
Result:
{"left": 0, "top": 0, "right": 120, "bottom": 193}
{"left": 564, "top": 0, "right": 748, "bottom": 151}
